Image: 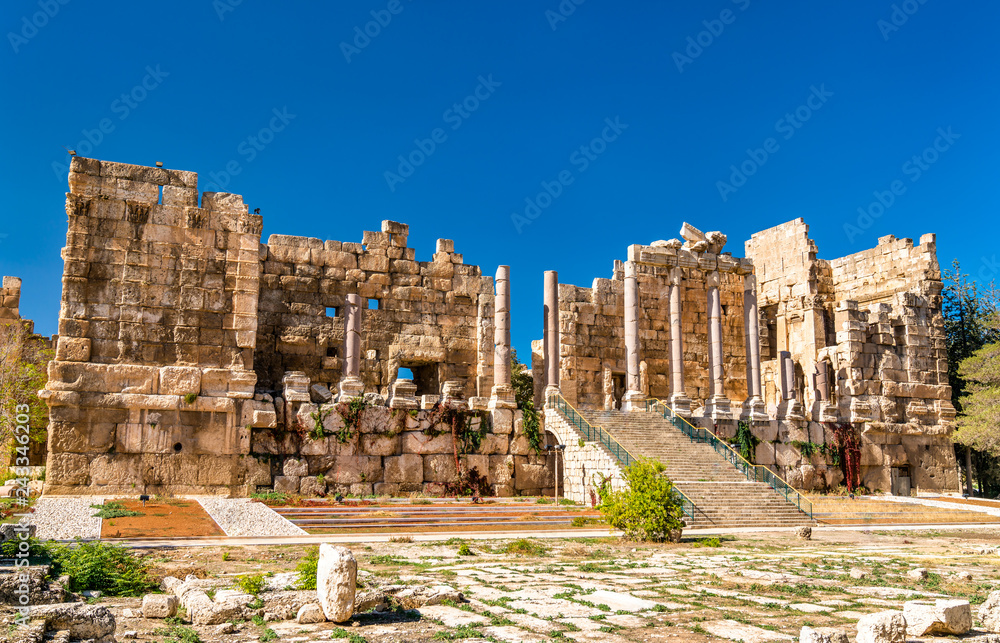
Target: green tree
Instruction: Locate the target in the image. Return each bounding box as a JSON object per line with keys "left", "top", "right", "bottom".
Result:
{"left": 0, "top": 319, "right": 52, "bottom": 463}
{"left": 944, "top": 261, "right": 1000, "bottom": 496}
{"left": 597, "top": 457, "right": 685, "bottom": 542}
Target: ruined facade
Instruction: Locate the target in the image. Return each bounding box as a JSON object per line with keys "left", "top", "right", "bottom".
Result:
{"left": 746, "top": 219, "right": 957, "bottom": 493}
{"left": 42, "top": 158, "right": 551, "bottom": 496}
{"left": 37, "top": 157, "right": 957, "bottom": 496}
{"left": 535, "top": 220, "right": 959, "bottom": 494}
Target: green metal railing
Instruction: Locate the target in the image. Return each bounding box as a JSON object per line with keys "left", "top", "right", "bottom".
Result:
{"left": 547, "top": 393, "right": 696, "bottom": 522}
{"left": 644, "top": 399, "right": 814, "bottom": 520}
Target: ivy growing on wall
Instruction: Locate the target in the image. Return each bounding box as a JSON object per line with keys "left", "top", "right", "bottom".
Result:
{"left": 731, "top": 421, "right": 759, "bottom": 463}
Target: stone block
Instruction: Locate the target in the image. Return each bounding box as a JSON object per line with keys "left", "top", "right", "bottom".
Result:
{"left": 55, "top": 337, "right": 91, "bottom": 362}
{"left": 274, "top": 476, "right": 299, "bottom": 494}
{"left": 317, "top": 544, "right": 356, "bottom": 622}
{"left": 283, "top": 458, "right": 309, "bottom": 477}
{"left": 423, "top": 454, "right": 457, "bottom": 483}
{"left": 160, "top": 366, "right": 202, "bottom": 396}
{"left": 142, "top": 594, "right": 179, "bottom": 618}
{"left": 903, "top": 599, "right": 971, "bottom": 636}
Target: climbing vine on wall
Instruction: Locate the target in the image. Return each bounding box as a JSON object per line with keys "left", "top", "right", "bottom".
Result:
{"left": 332, "top": 396, "right": 371, "bottom": 443}
{"left": 829, "top": 422, "right": 861, "bottom": 491}
{"left": 732, "top": 421, "right": 759, "bottom": 463}
{"left": 423, "top": 401, "right": 494, "bottom": 497}
{"left": 511, "top": 350, "right": 542, "bottom": 454}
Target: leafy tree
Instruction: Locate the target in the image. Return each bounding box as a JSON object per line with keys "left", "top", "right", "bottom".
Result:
{"left": 954, "top": 318, "right": 1000, "bottom": 444}
{"left": 597, "top": 457, "right": 685, "bottom": 542}
{"left": 0, "top": 319, "right": 52, "bottom": 462}
{"left": 944, "top": 261, "right": 1000, "bottom": 496}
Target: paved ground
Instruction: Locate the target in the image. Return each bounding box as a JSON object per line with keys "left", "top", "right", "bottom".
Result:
{"left": 74, "top": 526, "right": 1000, "bottom": 642}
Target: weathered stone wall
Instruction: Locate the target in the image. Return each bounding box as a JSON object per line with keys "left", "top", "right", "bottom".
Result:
{"left": 745, "top": 219, "right": 957, "bottom": 493}
{"left": 256, "top": 228, "right": 495, "bottom": 400}
{"left": 0, "top": 277, "right": 21, "bottom": 323}
{"left": 42, "top": 157, "right": 265, "bottom": 495}
{"left": 549, "top": 241, "right": 751, "bottom": 412}
{"left": 42, "top": 158, "right": 550, "bottom": 497}
{"left": 544, "top": 407, "right": 623, "bottom": 504}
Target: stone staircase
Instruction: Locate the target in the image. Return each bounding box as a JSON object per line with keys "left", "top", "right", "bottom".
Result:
{"left": 580, "top": 410, "right": 813, "bottom": 529}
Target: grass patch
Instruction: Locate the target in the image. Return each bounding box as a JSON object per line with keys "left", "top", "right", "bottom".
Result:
{"left": 91, "top": 501, "right": 143, "bottom": 519}
{"left": 502, "top": 539, "right": 547, "bottom": 557}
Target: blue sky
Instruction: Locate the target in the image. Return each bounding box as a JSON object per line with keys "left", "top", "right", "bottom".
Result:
{"left": 2, "top": 1, "right": 998, "bottom": 360}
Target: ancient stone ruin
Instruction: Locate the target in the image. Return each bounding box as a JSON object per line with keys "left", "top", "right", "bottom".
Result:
{"left": 37, "top": 157, "right": 957, "bottom": 497}
{"left": 41, "top": 157, "right": 549, "bottom": 496}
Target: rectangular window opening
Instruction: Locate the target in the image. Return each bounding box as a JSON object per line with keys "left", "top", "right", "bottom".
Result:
{"left": 157, "top": 185, "right": 163, "bottom": 205}
{"left": 368, "top": 299, "right": 380, "bottom": 310}
{"left": 326, "top": 346, "right": 338, "bottom": 358}
{"left": 326, "top": 307, "right": 338, "bottom": 317}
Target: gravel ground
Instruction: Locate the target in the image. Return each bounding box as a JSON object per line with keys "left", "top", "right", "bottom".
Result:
{"left": 197, "top": 498, "right": 307, "bottom": 537}
{"left": 29, "top": 497, "right": 103, "bottom": 540}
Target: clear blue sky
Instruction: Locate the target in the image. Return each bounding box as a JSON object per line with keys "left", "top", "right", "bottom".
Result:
{"left": 2, "top": 1, "right": 998, "bottom": 361}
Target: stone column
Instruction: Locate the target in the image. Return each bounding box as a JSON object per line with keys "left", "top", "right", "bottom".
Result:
{"left": 703, "top": 271, "right": 732, "bottom": 419}
{"left": 490, "top": 265, "right": 516, "bottom": 409}
{"left": 337, "top": 293, "right": 364, "bottom": 401}
{"left": 741, "top": 274, "right": 766, "bottom": 421}
{"left": 543, "top": 270, "right": 560, "bottom": 405}
{"left": 667, "top": 267, "right": 691, "bottom": 417}
{"left": 777, "top": 350, "right": 804, "bottom": 420}
{"left": 622, "top": 261, "right": 645, "bottom": 410}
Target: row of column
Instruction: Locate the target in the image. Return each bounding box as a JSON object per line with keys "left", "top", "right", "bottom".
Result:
{"left": 540, "top": 261, "right": 766, "bottom": 419}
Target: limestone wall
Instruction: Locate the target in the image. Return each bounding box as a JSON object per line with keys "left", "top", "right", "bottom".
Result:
{"left": 256, "top": 228, "right": 495, "bottom": 400}
{"left": 544, "top": 408, "right": 624, "bottom": 505}
{"left": 744, "top": 219, "right": 957, "bottom": 494}
{"left": 551, "top": 242, "right": 751, "bottom": 411}
{"left": 1, "top": 277, "right": 21, "bottom": 323}
{"left": 41, "top": 157, "right": 548, "bottom": 497}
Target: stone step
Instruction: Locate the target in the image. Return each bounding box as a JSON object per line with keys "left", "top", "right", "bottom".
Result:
{"left": 576, "top": 408, "right": 812, "bottom": 528}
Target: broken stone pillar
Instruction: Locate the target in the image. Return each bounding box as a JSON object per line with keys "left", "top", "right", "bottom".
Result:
{"left": 337, "top": 293, "right": 364, "bottom": 402}
{"left": 703, "top": 271, "right": 731, "bottom": 419}
{"left": 441, "top": 380, "right": 467, "bottom": 410}
{"left": 815, "top": 360, "right": 830, "bottom": 402}
{"left": 778, "top": 350, "right": 804, "bottom": 420}
{"left": 543, "top": 270, "right": 560, "bottom": 404}
{"left": 667, "top": 267, "right": 691, "bottom": 417}
{"left": 622, "top": 261, "right": 645, "bottom": 411}
{"left": 388, "top": 379, "right": 418, "bottom": 409}
{"left": 489, "top": 265, "right": 516, "bottom": 409}
{"left": 741, "top": 274, "right": 767, "bottom": 421}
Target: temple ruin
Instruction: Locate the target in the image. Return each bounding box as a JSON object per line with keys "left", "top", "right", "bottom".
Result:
{"left": 36, "top": 157, "right": 958, "bottom": 498}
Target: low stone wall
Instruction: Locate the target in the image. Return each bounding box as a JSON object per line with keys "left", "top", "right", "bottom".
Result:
{"left": 254, "top": 404, "right": 553, "bottom": 497}
{"left": 544, "top": 408, "right": 624, "bottom": 505}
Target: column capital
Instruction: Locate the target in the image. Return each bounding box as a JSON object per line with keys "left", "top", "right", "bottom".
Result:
{"left": 743, "top": 273, "right": 757, "bottom": 291}
{"left": 706, "top": 270, "right": 721, "bottom": 289}
{"left": 668, "top": 266, "right": 684, "bottom": 285}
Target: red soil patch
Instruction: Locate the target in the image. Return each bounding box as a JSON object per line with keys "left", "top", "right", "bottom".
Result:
{"left": 100, "top": 499, "right": 224, "bottom": 539}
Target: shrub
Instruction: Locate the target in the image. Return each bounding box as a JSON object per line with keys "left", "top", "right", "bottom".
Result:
{"left": 91, "top": 500, "right": 143, "bottom": 519}
{"left": 235, "top": 573, "right": 267, "bottom": 596}
{"left": 502, "top": 539, "right": 547, "bottom": 557}
{"left": 46, "top": 540, "right": 154, "bottom": 596}
{"left": 296, "top": 547, "right": 319, "bottom": 590}
{"left": 456, "top": 543, "right": 474, "bottom": 556}
{"left": 597, "top": 457, "right": 684, "bottom": 542}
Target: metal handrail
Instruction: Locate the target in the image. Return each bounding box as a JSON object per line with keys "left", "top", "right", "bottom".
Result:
{"left": 546, "top": 393, "right": 696, "bottom": 522}
{"left": 643, "top": 398, "right": 813, "bottom": 520}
